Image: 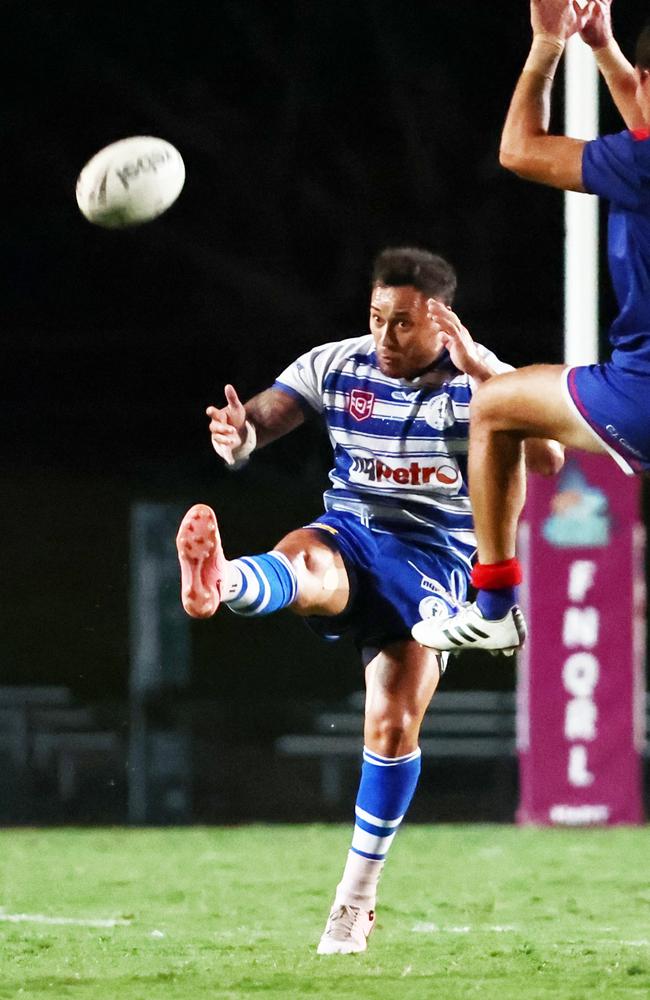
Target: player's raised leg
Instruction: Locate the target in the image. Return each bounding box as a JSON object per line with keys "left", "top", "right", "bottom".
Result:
{"left": 318, "top": 639, "right": 440, "bottom": 954}
{"left": 412, "top": 365, "right": 605, "bottom": 652}
{"left": 177, "top": 506, "right": 349, "bottom": 620}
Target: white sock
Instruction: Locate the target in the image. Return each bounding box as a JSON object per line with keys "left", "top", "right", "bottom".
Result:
{"left": 335, "top": 850, "right": 385, "bottom": 911}
{"left": 222, "top": 561, "right": 247, "bottom": 602}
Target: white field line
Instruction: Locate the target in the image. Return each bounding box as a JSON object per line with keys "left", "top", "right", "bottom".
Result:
{"left": 0, "top": 911, "right": 131, "bottom": 928}
{"left": 411, "top": 924, "right": 650, "bottom": 947}
{"left": 411, "top": 923, "right": 517, "bottom": 934}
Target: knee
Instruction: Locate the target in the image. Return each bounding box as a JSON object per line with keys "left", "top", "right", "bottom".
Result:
{"left": 281, "top": 542, "right": 335, "bottom": 582}
{"left": 364, "top": 707, "right": 419, "bottom": 758}
{"left": 279, "top": 542, "right": 345, "bottom": 614}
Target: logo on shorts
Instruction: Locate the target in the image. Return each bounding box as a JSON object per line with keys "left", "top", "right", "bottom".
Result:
{"left": 349, "top": 389, "right": 375, "bottom": 422}
{"left": 409, "top": 560, "right": 462, "bottom": 622}
{"left": 605, "top": 424, "right": 645, "bottom": 459}
{"left": 418, "top": 595, "right": 453, "bottom": 621}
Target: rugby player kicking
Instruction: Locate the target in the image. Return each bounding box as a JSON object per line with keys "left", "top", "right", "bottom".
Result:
{"left": 176, "top": 246, "right": 562, "bottom": 953}
{"left": 413, "top": 0, "right": 650, "bottom": 655}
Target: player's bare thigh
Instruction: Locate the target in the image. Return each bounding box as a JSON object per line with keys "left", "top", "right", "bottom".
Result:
{"left": 273, "top": 527, "right": 350, "bottom": 616}
{"left": 363, "top": 639, "right": 441, "bottom": 757}
{"left": 471, "top": 364, "right": 607, "bottom": 453}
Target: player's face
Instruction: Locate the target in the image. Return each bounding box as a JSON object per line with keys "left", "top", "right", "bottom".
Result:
{"left": 369, "top": 284, "right": 444, "bottom": 379}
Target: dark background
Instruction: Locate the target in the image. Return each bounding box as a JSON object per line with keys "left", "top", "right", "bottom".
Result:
{"left": 3, "top": 1, "right": 648, "bottom": 819}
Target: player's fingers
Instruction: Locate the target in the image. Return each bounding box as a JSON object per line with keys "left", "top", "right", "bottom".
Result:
{"left": 427, "top": 299, "right": 445, "bottom": 328}
{"left": 205, "top": 406, "right": 230, "bottom": 424}
{"left": 434, "top": 312, "right": 460, "bottom": 336}
{"left": 428, "top": 298, "right": 457, "bottom": 322}
{"left": 224, "top": 383, "right": 246, "bottom": 418}
{"left": 209, "top": 423, "right": 239, "bottom": 440}
{"left": 207, "top": 412, "right": 230, "bottom": 428}
{"left": 573, "top": 0, "right": 587, "bottom": 24}
{"left": 438, "top": 301, "right": 460, "bottom": 321}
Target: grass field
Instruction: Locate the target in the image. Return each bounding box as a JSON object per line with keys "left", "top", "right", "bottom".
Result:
{"left": 1, "top": 825, "right": 650, "bottom": 999}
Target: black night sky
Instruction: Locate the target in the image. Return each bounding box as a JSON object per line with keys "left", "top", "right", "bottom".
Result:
{"left": 4, "top": 1, "right": 648, "bottom": 706}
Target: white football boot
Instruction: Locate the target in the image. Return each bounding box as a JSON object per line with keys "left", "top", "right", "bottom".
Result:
{"left": 411, "top": 602, "right": 527, "bottom": 656}
{"left": 317, "top": 903, "right": 375, "bottom": 955}
{"left": 176, "top": 503, "right": 225, "bottom": 619}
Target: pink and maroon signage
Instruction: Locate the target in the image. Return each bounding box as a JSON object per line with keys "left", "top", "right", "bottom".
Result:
{"left": 518, "top": 452, "right": 645, "bottom": 826}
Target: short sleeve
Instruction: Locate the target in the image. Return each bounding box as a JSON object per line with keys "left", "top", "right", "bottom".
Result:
{"left": 582, "top": 131, "right": 646, "bottom": 210}
{"left": 273, "top": 340, "right": 350, "bottom": 413}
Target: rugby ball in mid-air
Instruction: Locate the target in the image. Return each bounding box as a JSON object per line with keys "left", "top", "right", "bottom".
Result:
{"left": 76, "top": 136, "right": 185, "bottom": 228}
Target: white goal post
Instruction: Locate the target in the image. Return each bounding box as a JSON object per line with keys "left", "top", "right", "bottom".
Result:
{"left": 564, "top": 34, "right": 600, "bottom": 365}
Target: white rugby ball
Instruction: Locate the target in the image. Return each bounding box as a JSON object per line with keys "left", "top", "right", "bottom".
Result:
{"left": 76, "top": 136, "right": 185, "bottom": 228}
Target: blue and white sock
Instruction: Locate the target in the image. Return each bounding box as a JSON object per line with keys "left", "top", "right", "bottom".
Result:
{"left": 224, "top": 551, "right": 298, "bottom": 616}
{"left": 336, "top": 746, "right": 422, "bottom": 909}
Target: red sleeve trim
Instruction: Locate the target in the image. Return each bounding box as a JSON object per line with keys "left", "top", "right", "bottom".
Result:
{"left": 631, "top": 128, "right": 650, "bottom": 141}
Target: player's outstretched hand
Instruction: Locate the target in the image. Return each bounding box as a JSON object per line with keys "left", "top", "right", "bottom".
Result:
{"left": 206, "top": 384, "right": 248, "bottom": 465}
{"left": 579, "top": 0, "right": 612, "bottom": 49}
{"left": 530, "top": 0, "right": 587, "bottom": 41}
{"left": 427, "top": 299, "right": 486, "bottom": 380}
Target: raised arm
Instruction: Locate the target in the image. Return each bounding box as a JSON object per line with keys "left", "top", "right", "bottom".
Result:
{"left": 580, "top": 1, "right": 645, "bottom": 130}
{"left": 206, "top": 384, "right": 305, "bottom": 468}
{"left": 499, "top": 0, "right": 587, "bottom": 191}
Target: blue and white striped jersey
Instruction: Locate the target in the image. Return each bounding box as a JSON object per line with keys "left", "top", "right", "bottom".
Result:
{"left": 274, "top": 334, "right": 511, "bottom": 563}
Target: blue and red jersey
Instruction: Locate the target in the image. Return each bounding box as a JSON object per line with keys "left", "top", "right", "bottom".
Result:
{"left": 582, "top": 128, "right": 650, "bottom": 372}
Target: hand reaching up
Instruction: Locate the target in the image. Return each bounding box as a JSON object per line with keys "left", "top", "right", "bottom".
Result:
{"left": 206, "top": 384, "right": 249, "bottom": 465}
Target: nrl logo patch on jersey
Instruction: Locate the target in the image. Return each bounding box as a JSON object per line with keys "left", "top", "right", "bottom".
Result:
{"left": 349, "top": 389, "right": 375, "bottom": 422}
{"left": 425, "top": 393, "right": 455, "bottom": 431}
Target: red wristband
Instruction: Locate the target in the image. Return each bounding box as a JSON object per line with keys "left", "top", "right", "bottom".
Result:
{"left": 471, "top": 558, "right": 523, "bottom": 590}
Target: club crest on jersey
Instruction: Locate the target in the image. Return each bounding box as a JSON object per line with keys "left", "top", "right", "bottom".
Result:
{"left": 426, "top": 394, "right": 455, "bottom": 431}
{"left": 349, "top": 389, "right": 375, "bottom": 422}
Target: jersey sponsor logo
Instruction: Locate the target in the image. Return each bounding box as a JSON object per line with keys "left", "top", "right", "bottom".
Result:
{"left": 349, "top": 389, "right": 375, "bottom": 422}
{"left": 349, "top": 454, "right": 460, "bottom": 487}
{"left": 425, "top": 394, "right": 455, "bottom": 430}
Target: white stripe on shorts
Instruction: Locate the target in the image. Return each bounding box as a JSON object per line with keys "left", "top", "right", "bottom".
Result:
{"left": 561, "top": 367, "right": 634, "bottom": 476}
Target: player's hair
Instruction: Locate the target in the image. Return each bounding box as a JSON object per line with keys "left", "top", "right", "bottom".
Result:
{"left": 635, "top": 23, "right": 650, "bottom": 69}
{"left": 371, "top": 246, "right": 457, "bottom": 305}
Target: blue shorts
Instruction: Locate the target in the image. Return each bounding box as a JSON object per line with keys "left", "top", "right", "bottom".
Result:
{"left": 564, "top": 364, "right": 650, "bottom": 473}
{"left": 304, "top": 509, "right": 470, "bottom": 653}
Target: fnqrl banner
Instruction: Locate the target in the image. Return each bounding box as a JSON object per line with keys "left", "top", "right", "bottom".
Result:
{"left": 517, "top": 452, "right": 645, "bottom": 826}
